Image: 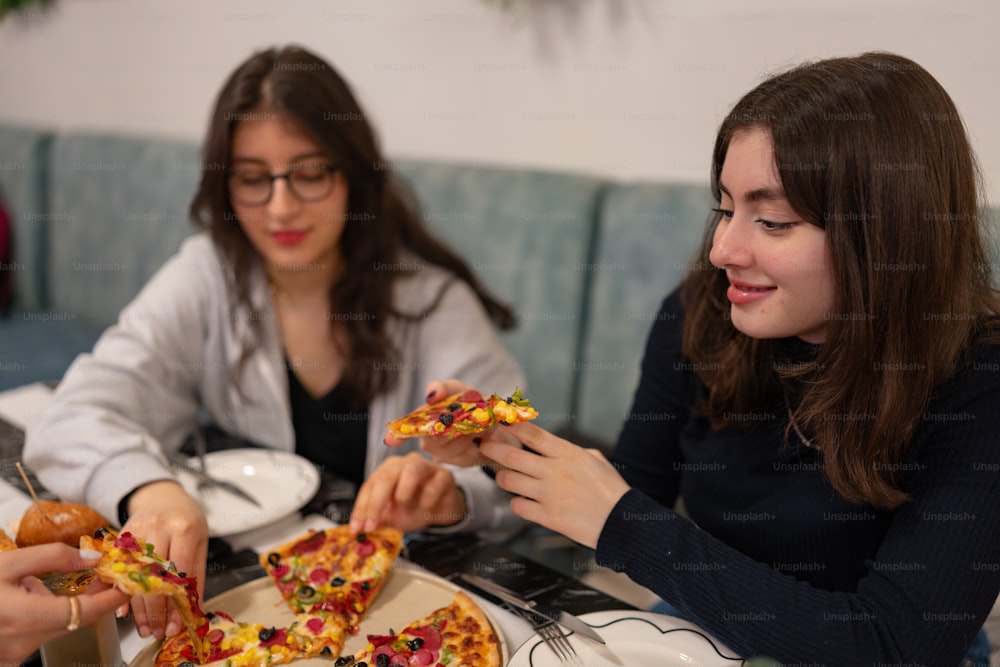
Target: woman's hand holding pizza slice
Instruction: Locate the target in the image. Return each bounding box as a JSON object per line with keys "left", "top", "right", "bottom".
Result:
{"left": 480, "top": 422, "right": 631, "bottom": 550}
{"left": 113, "top": 480, "right": 209, "bottom": 641}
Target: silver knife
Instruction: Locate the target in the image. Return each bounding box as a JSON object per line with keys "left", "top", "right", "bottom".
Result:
{"left": 460, "top": 573, "right": 606, "bottom": 644}
{"left": 171, "top": 459, "right": 262, "bottom": 507}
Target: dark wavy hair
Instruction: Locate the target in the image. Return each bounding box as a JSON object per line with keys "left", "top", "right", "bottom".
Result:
{"left": 189, "top": 45, "right": 515, "bottom": 404}
{"left": 681, "top": 51, "right": 1000, "bottom": 509}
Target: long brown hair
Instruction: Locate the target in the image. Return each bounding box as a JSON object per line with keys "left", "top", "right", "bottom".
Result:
{"left": 682, "top": 52, "right": 1000, "bottom": 509}
{"left": 190, "top": 46, "right": 515, "bottom": 404}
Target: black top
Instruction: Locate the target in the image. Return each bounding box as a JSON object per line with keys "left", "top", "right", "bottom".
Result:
{"left": 597, "top": 289, "right": 1000, "bottom": 665}
{"left": 287, "top": 364, "right": 368, "bottom": 485}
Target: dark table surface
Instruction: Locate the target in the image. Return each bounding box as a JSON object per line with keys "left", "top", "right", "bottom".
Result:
{"left": 0, "top": 416, "right": 52, "bottom": 500}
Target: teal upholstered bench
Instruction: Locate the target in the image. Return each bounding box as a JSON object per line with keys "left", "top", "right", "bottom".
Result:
{"left": 16, "top": 125, "right": 996, "bottom": 451}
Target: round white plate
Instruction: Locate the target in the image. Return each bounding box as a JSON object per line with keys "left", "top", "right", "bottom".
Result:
{"left": 508, "top": 610, "right": 744, "bottom": 666}
{"left": 129, "top": 566, "right": 508, "bottom": 666}
{"left": 175, "top": 448, "right": 320, "bottom": 537}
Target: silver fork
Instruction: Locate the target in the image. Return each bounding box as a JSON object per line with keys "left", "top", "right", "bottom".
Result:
{"left": 537, "top": 621, "right": 580, "bottom": 663}
{"left": 192, "top": 426, "right": 213, "bottom": 494}
{"left": 495, "top": 598, "right": 581, "bottom": 663}
{"left": 184, "top": 428, "right": 261, "bottom": 506}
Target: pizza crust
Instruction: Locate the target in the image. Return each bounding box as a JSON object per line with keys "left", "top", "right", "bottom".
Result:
{"left": 447, "top": 591, "right": 503, "bottom": 667}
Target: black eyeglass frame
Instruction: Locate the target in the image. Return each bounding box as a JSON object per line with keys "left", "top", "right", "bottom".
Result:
{"left": 226, "top": 163, "right": 339, "bottom": 206}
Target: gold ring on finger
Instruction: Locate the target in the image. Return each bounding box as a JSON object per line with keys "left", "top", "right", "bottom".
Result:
{"left": 66, "top": 595, "right": 82, "bottom": 632}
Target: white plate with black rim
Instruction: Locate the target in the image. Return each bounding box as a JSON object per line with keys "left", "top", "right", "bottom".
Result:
{"left": 507, "top": 610, "right": 745, "bottom": 666}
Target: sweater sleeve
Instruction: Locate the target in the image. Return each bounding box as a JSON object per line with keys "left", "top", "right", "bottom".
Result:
{"left": 23, "top": 237, "right": 216, "bottom": 525}
{"left": 610, "top": 289, "right": 693, "bottom": 509}
{"left": 596, "top": 373, "right": 1000, "bottom": 665}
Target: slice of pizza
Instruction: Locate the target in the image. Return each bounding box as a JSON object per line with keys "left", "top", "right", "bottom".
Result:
{"left": 386, "top": 388, "right": 538, "bottom": 440}
{"left": 259, "top": 527, "right": 404, "bottom": 639}
{"left": 80, "top": 528, "right": 209, "bottom": 661}
{"left": 154, "top": 609, "right": 312, "bottom": 667}
{"left": 153, "top": 601, "right": 349, "bottom": 665}
{"left": 349, "top": 591, "right": 501, "bottom": 667}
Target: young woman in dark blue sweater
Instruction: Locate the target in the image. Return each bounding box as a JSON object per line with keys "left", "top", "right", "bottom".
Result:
{"left": 402, "top": 52, "right": 1000, "bottom": 665}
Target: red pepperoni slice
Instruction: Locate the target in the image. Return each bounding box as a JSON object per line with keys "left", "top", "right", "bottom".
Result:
{"left": 409, "top": 648, "right": 436, "bottom": 665}
{"left": 114, "top": 532, "right": 141, "bottom": 552}
{"left": 293, "top": 531, "right": 326, "bottom": 554}
{"left": 407, "top": 625, "right": 442, "bottom": 651}
{"left": 456, "top": 389, "right": 484, "bottom": 403}
{"left": 260, "top": 627, "right": 289, "bottom": 648}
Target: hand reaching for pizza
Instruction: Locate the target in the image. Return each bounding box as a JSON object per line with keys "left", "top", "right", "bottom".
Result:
{"left": 480, "top": 422, "right": 631, "bottom": 550}
{"left": 0, "top": 543, "right": 128, "bottom": 665}
{"left": 117, "top": 480, "right": 209, "bottom": 640}
{"left": 349, "top": 452, "right": 469, "bottom": 533}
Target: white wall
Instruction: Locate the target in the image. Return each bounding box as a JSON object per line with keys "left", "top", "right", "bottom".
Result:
{"left": 0, "top": 0, "right": 997, "bottom": 203}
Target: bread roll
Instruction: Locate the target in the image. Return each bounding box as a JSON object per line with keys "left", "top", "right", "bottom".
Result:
{"left": 0, "top": 528, "right": 16, "bottom": 552}
{"left": 15, "top": 500, "right": 110, "bottom": 548}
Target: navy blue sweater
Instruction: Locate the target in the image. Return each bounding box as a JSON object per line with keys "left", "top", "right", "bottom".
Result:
{"left": 596, "top": 290, "right": 1000, "bottom": 666}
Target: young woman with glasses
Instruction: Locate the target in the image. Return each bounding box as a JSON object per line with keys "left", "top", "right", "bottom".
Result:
{"left": 406, "top": 52, "right": 1000, "bottom": 665}
{"left": 25, "top": 46, "right": 525, "bottom": 641}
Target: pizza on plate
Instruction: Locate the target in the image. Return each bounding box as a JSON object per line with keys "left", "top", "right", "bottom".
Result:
{"left": 348, "top": 591, "right": 501, "bottom": 667}
{"left": 154, "top": 609, "right": 317, "bottom": 667}
{"left": 259, "top": 526, "right": 404, "bottom": 640}
{"left": 386, "top": 388, "right": 538, "bottom": 440}
{"left": 86, "top": 525, "right": 500, "bottom": 666}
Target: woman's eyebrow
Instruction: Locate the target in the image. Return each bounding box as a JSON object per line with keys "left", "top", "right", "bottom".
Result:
{"left": 745, "top": 187, "right": 787, "bottom": 203}
{"left": 718, "top": 181, "right": 787, "bottom": 203}
{"left": 230, "top": 151, "right": 328, "bottom": 165}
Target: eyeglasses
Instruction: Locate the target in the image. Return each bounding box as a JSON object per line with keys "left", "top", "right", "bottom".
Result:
{"left": 227, "top": 163, "right": 338, "bottom": 206}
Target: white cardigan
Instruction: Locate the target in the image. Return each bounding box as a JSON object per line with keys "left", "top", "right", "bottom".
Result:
{"left": 25, "top": 234, "right": 525, "bottom": 535}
